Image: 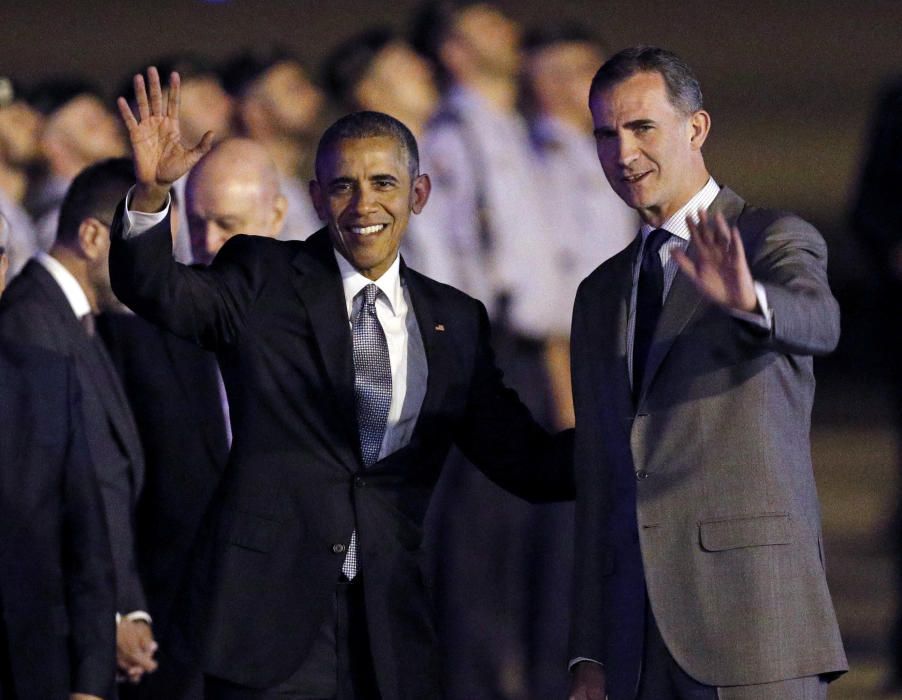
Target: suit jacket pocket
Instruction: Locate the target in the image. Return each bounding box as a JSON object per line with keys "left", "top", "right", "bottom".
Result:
{"left": 698, "top": 513, "right": 791, "bottom": 551}
{"left": 228, "top": 510, "right": 280, "bottom": 553}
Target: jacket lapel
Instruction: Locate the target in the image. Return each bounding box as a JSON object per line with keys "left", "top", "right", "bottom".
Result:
{"left": 401, "top": 264, "right": 451, "bottom": 445}
{"left": 598, "top": 239, "right": 639, "bottom": 432}
{"left": 25, "top": 262, "right": 146, "bottom": 494}
{"left": 637, "top": 187, "right": 747, "bottom": 402}
{"left": 289, "top": 230, "right": 359, "bottom": 467}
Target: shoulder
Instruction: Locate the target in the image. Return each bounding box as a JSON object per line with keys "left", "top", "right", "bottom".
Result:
{"left": 736, "top": 201, "right": 827, "bottom": 256}
{"left": 404, "top": 265, "right": 488, "bottom": 319}
{"left": 578, "top": 240, "right": 637, "bottom": 294}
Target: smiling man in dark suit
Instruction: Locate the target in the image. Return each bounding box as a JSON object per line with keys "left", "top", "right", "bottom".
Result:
{"left": 567, "top": 46, "right": 847, "bottom": 700}
{"left": 110, "top": 67, "right": 572, "bottom": 700}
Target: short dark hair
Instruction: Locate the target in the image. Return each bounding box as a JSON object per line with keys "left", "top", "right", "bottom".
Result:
{"left": 315, "top": 111, "right": 420, "bottom": 180}
{"left": 56, "top": 158, "right": 134, "bottom": 246}
{"left": 321, "top": 28, "right": 396, "bottom": 110}
{"left": 588, "top": 46, "right": 703, "bottom": 116}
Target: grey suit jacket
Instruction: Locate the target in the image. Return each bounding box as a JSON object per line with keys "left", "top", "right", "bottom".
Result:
{"left": 569, "top": 187, "right": 847, "bottom": 697}
{"left": 0, "top": 260, "right": 147, "bottom": 614}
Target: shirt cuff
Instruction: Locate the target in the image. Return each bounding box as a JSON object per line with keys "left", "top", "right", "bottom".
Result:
{"left": 569, "top": 657, "right": 603, "bottom": 671}
{"left": 122, "top": 185, "right": 171, "bottom": 239}
{"left": 116, "top": 610, "right": 153, "bottom": 626}
{"left": 729, "top": 281, "right": 772, "bottom": 330}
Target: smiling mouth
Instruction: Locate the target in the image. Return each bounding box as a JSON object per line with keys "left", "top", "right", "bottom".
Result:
{"left": 622, "top": 171, "right": 651, "bottom": 184}
{"left": 346, "top": 224, "right": 388, "bottom": 236}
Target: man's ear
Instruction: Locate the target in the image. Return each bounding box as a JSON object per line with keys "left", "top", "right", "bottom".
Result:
{"left": 309, "top": 179, "right": 327, "bottom": 222}
{"left": 689, "top": 109, "right": 711, "bottom": 151}
{"left": 77, "top": 217, "right": 109, "bottom": 261}
{"left": 410, "top": 173, "right": 431, "bottom": 215}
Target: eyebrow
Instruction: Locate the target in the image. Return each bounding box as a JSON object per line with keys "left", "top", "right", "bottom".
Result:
{"left": 594, "top": 118, "right": 656, "bottom": 137}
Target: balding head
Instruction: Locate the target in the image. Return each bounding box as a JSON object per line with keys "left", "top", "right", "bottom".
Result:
{"left": 185, "top": 137, "right": 287, "bottom": 264}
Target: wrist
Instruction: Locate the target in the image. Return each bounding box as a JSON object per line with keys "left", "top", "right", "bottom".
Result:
{"left": 132, "top": 183, "right": 170, "bottom": 213}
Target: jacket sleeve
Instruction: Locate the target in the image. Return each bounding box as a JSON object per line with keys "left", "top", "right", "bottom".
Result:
{"left": 744, "top": 213, "right": 840, "bottom": 357}
{"left": 109, "top": 201, "right": 259, "bottom": 351}
{"left": 453, "top": 301, "right": 574, "bottom": 502}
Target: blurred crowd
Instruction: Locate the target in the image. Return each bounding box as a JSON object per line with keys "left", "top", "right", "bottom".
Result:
{"left": 0, "top": 2, "right": 639, "bottom": 698}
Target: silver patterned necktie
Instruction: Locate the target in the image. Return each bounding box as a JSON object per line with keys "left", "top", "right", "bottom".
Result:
{"left": 343, "top": 283, "right": 392, "bottom": 579}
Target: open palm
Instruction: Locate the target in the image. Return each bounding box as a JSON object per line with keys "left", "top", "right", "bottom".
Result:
{"left": 117, "top": 67, "right": 213, "bottom": 192}
{"left": 671, "top": 209, "right": 757, "bottom": 313}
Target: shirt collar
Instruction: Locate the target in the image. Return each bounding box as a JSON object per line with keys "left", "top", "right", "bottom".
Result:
{"left": 640, "top": 176, "right": 720, "bottom": 242}
{"left": 36, "top": 251, "right": 92, "bottom": 318}
{"left": 333, "top": 249, "right": 404, "bottom": 318}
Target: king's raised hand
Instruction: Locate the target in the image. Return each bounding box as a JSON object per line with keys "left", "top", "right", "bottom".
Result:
{"left": 117, "top": 66, "right": 214, "bottom": 211}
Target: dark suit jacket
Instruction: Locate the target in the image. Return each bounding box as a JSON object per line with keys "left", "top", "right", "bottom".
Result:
{"left": 0, "top": 260, "right": 147, "bottom": 615}
{"left": 110, "top": 215, "right": 573, "bottom": 698}
{"left": 569, "top": 187, "right": 847, "bottom": 698}
{"left": 98, "top": 311, "right": 229, "bottom": 639}
{"left": 0, "top": 341, "right": 115, "bottom": 698}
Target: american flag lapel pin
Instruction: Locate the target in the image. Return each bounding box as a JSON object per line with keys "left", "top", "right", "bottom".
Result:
{"left": 434, "top": 323, "right": 445, "bottom": 332}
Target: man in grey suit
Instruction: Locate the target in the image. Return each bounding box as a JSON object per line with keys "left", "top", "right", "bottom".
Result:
{"left": 568, "top": 47, "right": 847, "bottom": 700}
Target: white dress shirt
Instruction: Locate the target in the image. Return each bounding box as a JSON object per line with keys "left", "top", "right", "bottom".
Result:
{"left": 35, "top": 251, "right": 92, "bottom": 318}
{"left": 334, "top": 251, "right": 428, "bottom": 459}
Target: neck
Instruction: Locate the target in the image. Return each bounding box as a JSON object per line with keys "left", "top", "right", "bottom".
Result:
{"left": 0, "top": 163, "right": 28, "bottom": 203}
{"left": 639, "top": 169, "right": 711, "bottom": 229}
{"left": 49, "top": 245, "right": 98, "bottom": 312}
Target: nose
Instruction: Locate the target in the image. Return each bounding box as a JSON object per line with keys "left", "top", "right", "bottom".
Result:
{"left": 351, "top": 185, "right": 378, "bottom": 215}
{"left": 616, "top": 133, "right": 639, "bottom": 168}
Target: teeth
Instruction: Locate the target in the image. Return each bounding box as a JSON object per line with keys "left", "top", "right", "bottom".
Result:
{"left": 350, "top": 224, "right": 386, "bottom": 235}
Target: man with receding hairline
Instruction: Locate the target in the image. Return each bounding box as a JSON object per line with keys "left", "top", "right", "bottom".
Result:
{"left": 184, "top": 137, "right": 287, "bottom": 264}
{"left": 568, "top": 46, "right": 846, "bottom": 700}
{"left": 110, "top": 67, "right": 571, "bottom": 700}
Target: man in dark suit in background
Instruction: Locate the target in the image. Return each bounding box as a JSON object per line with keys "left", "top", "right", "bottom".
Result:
{"left": 0, "top": 341, "right": 115, "bottom": 700}
{"left": 111, "top": 67, "right": 572, "bottom": 699}
{"left": 568, "top": 47, "right": 846, "bottom": 700}
{"left": 0, "top": 158, "right": 157, "bottom": 686}
{"left": 98, "top": 137, "right": 287, "bottom": 700}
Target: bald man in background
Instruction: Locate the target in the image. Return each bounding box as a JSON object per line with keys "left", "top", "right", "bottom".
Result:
{"left": 99, "top": 137, "right": 285, "bottom": 700}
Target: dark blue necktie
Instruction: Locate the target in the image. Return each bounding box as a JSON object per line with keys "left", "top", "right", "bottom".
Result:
{"left": 344, "top": 283, "right": 392, "bottom": 578}
{"left": 633, "top": 228, "right": 671, "bottom": 403}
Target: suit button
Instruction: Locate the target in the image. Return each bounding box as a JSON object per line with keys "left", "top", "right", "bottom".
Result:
{"left": 354, "top": 476, "right": 366, "bottom": 487}
{"left": 635, "top": 469, "right": 649, "bottom": 480}
{"left": 332, "top": 543, "right": 346, "bottom": 554}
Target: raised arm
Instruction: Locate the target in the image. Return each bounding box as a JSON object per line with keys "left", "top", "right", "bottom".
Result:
{"left": 111, "top": 68, "right": 252, "bottom": 348}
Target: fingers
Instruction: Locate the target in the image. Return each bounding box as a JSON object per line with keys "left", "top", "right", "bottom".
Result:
{"left": 148, "top": 66, "right": 163, "bottom": 116}
{"left": 116, "top": 96, "right": 138, "bottom": 132}
{"left": 166, "top": 71, "right": 180, "bottom": 119}
{"left": 687, "top": 209, "right": 733, "bottom": 262}
{"left": 133, "top": 73, "right": 150, "bottom": 121}
{"left": 186, "top": 130, "right": 216, "bottom": 168}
